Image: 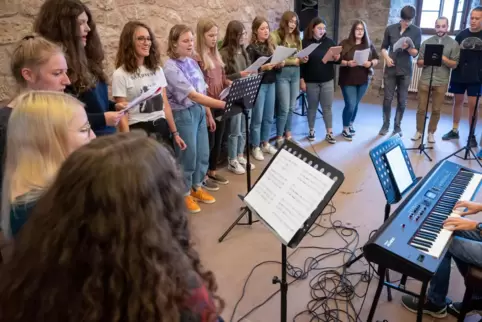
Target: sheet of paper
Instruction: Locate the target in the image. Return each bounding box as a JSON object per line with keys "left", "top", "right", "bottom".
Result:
{"left": 219, "top": 86, "right": 230, "bottom": 100}
{"left": 245, "top": 56, "right": 271, "bottom": 73}
{"left": 322, "top": 46, "right": 342, "bottom": 64}
{"left": 244, "top": 149, "right": 335, "bottom": 245}
{"left": 295, "top": 43, "right": 320, "bottom": 58}
{"left": 120, "top": 85, "right": 163, "bottom": 114}
{"left": 271, "top": 46, "right": 297, "bottom": 64}
{"left": 354, "top": 48, "right": 370, "bottom": 65}
{"left": 393, "top": 37, "right": 414, "bottom": 51}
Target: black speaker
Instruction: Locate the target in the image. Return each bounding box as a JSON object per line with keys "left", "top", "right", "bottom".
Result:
{"left": 295, "top": 0, "right": 318, "bottom": 32}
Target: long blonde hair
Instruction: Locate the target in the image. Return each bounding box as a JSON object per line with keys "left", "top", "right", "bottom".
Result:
{"left": 1, "top": 91, "right": 84, "bottom": 236}
{"left": 195, "top": 18, "right": 225, "bottom": 70}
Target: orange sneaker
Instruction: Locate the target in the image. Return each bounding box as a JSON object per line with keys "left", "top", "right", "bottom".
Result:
{"left": 185, "top": 196, "right": 201, "bottom": 214}
{"left": 191, "top": 187, "right": 216, "bottom": 204}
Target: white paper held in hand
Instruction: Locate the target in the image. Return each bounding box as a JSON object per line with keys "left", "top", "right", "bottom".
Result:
{"left": 243, "top": 149, "right": 335, "bottom": 245}
{"left": 245, "top": 56, "right": 271, "bottom": 73}
{"left": 354, "top": 48, "right": 370, "bottom": 65}
{"left": 393, "top": 37, "right": 414, "bottom": 51}
{"left": 271, "top": 46, "right": 297, "bottom": 64}
{"left": 295, "top": 43, "right": 321, "bottom": 58}
{"left": 120, "top": 86, "right": 164, "bottom": 114}
{"left": 219, "top": 86, "right": 230, "bottom": 100}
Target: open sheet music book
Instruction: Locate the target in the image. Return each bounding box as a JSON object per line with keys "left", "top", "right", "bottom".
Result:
{"left": 120, "top": 86, "right": 164, "bottom": 114}
{"left": 243, "top": 148, "right": 336, "bottom": 245}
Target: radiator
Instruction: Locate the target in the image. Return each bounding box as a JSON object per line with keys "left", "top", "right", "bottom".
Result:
{"left": 381, "top": 61, "right": 454, "bottom": 97}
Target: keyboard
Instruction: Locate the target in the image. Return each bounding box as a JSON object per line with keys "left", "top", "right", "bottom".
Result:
{"left": 363, "top": 160, "right": 482, "bottom": 281}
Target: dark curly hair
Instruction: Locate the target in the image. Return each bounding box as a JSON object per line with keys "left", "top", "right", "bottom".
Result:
{"left": 34, "top": 0, "right": 107, "bottom": 92}
{"left": 0, "top": 132, "right": 224, "bottom": 322}
{"left": 115, "top": 21, "right": 161, "bottom": 73}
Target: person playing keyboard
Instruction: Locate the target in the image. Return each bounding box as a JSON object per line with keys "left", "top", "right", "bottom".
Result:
{"left": 401, "top": 200, "right": 482, "bottom": 318}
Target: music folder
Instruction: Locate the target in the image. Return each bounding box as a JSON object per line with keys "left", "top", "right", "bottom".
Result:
{"left": 243, "top": 141, "right": 344, "bottom": 248}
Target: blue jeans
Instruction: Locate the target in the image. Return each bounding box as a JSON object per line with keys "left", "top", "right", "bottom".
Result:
{"left": 172, "top": 104, "right": 209, "bottom": 195}
{"left": 276, "top": 66, "right": 300, "bottom": 137}
{"left": 341, "top": 84, "right": 368, "bottom": 127}
{"left": 251, "top": 83, "right": 276, "bottom": 147}
{"left": 228, "top": 111, "right": 249, "bottom": 160}
{"left": 428, "top": 230, "right": 482, "bottom": 307}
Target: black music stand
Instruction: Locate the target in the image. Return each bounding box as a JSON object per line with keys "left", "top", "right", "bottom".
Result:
{"left": 345, "top": 134, "right": 419, "bottom": 300}
{"left": 242, "top": 140, "right": 344, "bottom": 322}
{"left": 406, "top": 44, "right": 443, "bottom": 161}
{"left": 293, "top": 91, "right": 323, "bottom": 117}
{"left": 441, "top": 49, "right": 482, "bottom": 167}
{"left": 218, "top": 74, "right": 264, "bottom": 243}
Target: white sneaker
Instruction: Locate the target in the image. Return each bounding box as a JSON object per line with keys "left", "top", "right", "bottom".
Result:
{"left": 428, "top": 132, "right": 435, "bottom": 143}
{"left": 276, "top": 138, "right": 284, "bottom": 149}
{"left": 238, "top": 156, "right": 255, "bottom": 170}
{"left": 228, "top": 159, "right": 245, "bottom": 175}
{"left": 251, "top": 147, "right": 264, "bottom": 161}
{"left": 411, "top": 132, "right": 422, "bottom": 141}
{"left": 261, "top": 143, "right": 277, "bottom": 155}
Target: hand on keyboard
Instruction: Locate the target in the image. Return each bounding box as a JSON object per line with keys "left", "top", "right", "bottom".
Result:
{"left": 443, "top": 216, "right": 478, "bottom": 231}
{"left": 453, "top": 200, "right": 482, "bottom": 216}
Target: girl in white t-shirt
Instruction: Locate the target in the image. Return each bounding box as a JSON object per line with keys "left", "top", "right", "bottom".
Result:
{"left": 112, "top": 21, "right": 186, "bottom": 150}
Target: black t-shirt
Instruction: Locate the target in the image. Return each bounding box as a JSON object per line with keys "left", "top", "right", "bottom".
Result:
{"left": 450, "top": 28, "right": 482, "bottom": 83}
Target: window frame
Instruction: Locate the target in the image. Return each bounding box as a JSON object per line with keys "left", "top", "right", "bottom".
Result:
{"left": 415, "top": 0, "right": 471, "bottom": 35}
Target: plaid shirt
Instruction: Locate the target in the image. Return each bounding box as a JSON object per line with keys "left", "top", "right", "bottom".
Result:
{"left": 180, "top": 273, "right": 224, "bottom": 322}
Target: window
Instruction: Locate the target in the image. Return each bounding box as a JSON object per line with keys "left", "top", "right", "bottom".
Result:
{"left": 416, "top": 0, "right": 471, "bottom": 34}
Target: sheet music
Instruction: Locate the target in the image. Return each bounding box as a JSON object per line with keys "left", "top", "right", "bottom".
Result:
{"left": 219, "top": 86, "right": 230, "bottom": 100}
{"left": 271, "top": 46, "right": 297, "bottom": 64}
{"left": 244, "top": 149, "right": 335, "bottom": 244}
{"left": 120, "top": 85, "right": 164, "bottom": 114}
{"left": 354, "top": 48, "right": 370, "bottom": 65}
{"left": 295, "top": 43, "right": 320, "bottom": 58}
{"left": 245, "top": 56, "right": 271, "bottom": 73}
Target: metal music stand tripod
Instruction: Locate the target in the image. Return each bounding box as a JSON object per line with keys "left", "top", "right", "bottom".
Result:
{"left": 441, "top": 48, "right": 482, "bottom": 168}
{"left": 406, "top": 44, "right": 444, "bottom": 161}
{"left": 241, "top": 140, "right": 344, "bottom": 322}
{"left": 218, "top": 74, "right": 264, "bottom": 243}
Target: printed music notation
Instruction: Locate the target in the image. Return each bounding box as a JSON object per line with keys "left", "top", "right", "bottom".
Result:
{"left": 244, "top": 149, "right": 335, "bottom": 244}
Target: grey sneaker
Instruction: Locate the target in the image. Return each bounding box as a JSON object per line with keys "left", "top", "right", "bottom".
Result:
{"left": 202, "top": 178, "right": 219, "bottom": 191}
{"left": 208, "top": 173, "right": 229, "bottom": 185}
{"left": 442, "top": 129, "right": 459, "bottom": 140}
{"left": 379, "top": 126, "right": 389, "bottom": 136}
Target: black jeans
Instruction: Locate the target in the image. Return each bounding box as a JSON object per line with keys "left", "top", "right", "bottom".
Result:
{"left": 208, "top": 109, "right": 227, "bottom": 171}
{"left": 130, "top": 118, "right": 173, "bottom": 151}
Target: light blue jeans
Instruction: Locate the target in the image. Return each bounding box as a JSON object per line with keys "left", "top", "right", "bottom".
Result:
{"left": 428, "top": 230, "right": 482, "bottom": 307}
{"left": 228, "top": 111, "right": 250, "bottom": 160}
{"left": 250, "top": 83, "right": 276, "bottom": 147}
{"left": 341, "top": 83, "right": 369, "bottom": 127}
{"left": 276, "top": 66, "right": 300, "bottom": 137}
{"left": 172, "top": 104, "right": 209, "bottom": 195}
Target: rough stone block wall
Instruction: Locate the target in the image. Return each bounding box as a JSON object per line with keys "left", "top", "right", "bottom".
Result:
{"left": 0, "top": 0, "right": 292, "bottom": 101}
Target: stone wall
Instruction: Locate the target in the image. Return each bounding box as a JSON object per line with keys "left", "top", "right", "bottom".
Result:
{"left": 0, "top": 0, "right": 292, "bottom": 101}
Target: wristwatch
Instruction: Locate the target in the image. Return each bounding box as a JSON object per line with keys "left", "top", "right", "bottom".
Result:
{"left": 477, "top": 222, "right": 482, "bottom": 232}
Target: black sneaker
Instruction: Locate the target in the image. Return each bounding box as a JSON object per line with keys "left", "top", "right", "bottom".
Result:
{"left": 208, "top": 173, "right": 229, "bottom": 185}
{"left": 342, "top": 130, "right": 352, "bottom": 141}
{"left": 325, "top": 132, "right": 336, "bottom": 144}
{"left": 202, "top": 179, "right": 219, "bottom": 191}
{"left": 401, "top": 295, "right": 447, "bottom": 318}
{"left": 442, "top": 129, "right": 459, "bottom": 140}
{"left": 308, "top": 130, "right": 315, "bottom": 141}
{"left": 349, "top": 125, "right": 356, "bottom": 136}
{"left": 447, "top": 299, "right": 482, "bottom": 318}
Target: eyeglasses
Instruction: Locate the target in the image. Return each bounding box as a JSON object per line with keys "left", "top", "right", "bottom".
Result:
{"left": 136, "top": 36, "right": 152, "bottom": 43}
{"left": 356, "top": 28, "right": 364, "bottom": 31}
{"left": 79, "top": 122, "right": 92, "bottom": 137}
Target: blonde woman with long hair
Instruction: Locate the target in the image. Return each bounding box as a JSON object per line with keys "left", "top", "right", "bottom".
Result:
{"left": 194, "top": 18, "right": 232, "bottom": 191}
{"left": 2, "top": 91, "right": 95, "bottom": 237}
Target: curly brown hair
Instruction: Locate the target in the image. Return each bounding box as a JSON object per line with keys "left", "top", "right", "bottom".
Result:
{"left": 0, "top": 132, "right": 224, "bottom": 322}
{"left": 34, "top": 0, "right": 107, "bottom": 92}
{"left": 115, "top": 21, "right": 161, "bottom": 74}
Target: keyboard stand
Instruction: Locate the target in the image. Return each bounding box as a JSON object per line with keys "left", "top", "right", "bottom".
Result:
{"left": 367, "top": 266, "right": 429, "bottom": 322}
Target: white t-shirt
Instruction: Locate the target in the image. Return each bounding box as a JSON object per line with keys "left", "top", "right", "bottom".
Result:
{"left": 112, "top": 65, "right": 166, "bottom": 125}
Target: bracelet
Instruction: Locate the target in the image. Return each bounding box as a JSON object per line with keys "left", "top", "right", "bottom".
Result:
{"left": 172, "top": 131, "right": 179, "bottom": 136}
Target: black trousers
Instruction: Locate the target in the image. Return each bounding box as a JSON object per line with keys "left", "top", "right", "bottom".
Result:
{"left": 130, "top": 118, "right": 174, "bottom": 151}
{"left": 208, "top": 110, "right": 227, "bottom": 171}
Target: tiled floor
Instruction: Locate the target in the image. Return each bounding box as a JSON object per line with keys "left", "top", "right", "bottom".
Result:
{"left": 191, "top": 92, "right": 482, "bottom": 322}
